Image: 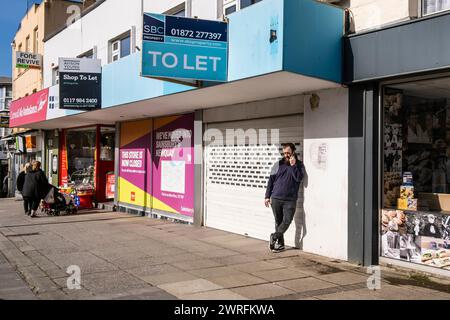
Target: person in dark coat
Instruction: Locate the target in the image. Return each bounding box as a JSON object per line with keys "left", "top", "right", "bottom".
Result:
{"left": 22, "top": 161, "right": 49, "bottom": 217}
{"left": 17, "top": 163, "right": 31, "bottom": 215}
{"left": 265, "top": 143, "right": 304, "bottom": 253}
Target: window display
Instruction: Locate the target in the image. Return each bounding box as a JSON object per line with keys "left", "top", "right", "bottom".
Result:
{"left": 382, "top": 79, "right": 450, "bottom": 271}
{"left": 100, "top": 127, "right": 115, "bottom": 161}
{"left": 66, "top": 127, "right": 96, "bottom": 187}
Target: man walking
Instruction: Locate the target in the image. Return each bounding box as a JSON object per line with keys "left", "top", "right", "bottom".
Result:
{"left": 265, "top": 143, "right": 304, "bottom": 253}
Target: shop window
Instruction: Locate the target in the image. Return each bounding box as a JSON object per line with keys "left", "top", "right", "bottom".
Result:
{"left": 423, "top": 0, "right": 450, "bottom": 15}
{"left": 66, "top": 127, "right": 96, "bottom": 187}
{"left": 381, "top": 77, "right": 450, "bottom": 271}
{"left": 100, "top": 127, "right": 115, "bottom": 161}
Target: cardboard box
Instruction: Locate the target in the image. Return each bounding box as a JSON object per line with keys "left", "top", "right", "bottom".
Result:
{"left": 400, "top": 185, "right": 414, "bottom": 199}
{"left": 418, "top": 193, "right": 450, "bottom": 211}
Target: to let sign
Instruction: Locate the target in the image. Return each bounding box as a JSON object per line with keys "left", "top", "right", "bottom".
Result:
{"left": 59, "top": 58, "right": 102, "bottom": 110}
{"left": 142, "top": 13, "right": 228, "bottom": 82}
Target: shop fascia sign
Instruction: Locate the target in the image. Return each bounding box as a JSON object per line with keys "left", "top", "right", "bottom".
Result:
{"left": 15, "top": 51, "right": 42, "bottom": 69}
{"left": 142, "top": 13, "right": 228, "bottom": 84}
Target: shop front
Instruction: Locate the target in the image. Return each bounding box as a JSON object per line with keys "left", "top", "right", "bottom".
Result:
{"left": 60, "top": 125, "right": 115, "bottom": 207}
{"left": 117, "top": 114, "right": 195, "bottom": 222}
{"left": 345, "top": 11, "right": 450, "bottom": 274}
{"left": 381, "top": 76, "right": 450, "bottom": 273}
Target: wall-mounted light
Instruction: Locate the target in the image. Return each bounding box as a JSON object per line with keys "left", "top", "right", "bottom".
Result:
{"left": 310, "top": 93, "right": 320, "bottom": 111}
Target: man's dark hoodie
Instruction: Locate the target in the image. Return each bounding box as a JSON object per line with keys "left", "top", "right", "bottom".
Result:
{"left": 265, "top": 156, "right": 304, "bottom": 201}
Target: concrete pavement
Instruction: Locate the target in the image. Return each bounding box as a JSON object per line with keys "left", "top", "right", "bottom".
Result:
{"left": 0, "top": 198, "right": 449, "bottom": 300}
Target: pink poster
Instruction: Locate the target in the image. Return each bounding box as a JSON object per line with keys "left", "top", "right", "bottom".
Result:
{"left": 9, "top": 88, "right": 49, "bottom": 127}
{"left": 152, "top": 114, "right": 195, "bottom": 217}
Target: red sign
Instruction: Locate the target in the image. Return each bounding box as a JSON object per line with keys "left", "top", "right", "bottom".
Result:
{"left": 131, "top": 192, "right": 136, "bottom": 202}
{"left": 60, "top": 130, "right": 68, "bottom": 186}
{"left": 9, "top": 88, "right": 49, "bottom": 127}
{"left": 106, "top": 173, "right": 115, "bottom": 199}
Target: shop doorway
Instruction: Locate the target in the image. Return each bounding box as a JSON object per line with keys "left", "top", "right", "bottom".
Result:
{"left": 61, "top": 125, "right": 115, "bottom": 207}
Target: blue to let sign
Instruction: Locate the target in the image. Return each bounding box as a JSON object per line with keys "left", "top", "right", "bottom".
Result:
{"left": 142, "top": 13, "right": 228, "bottom": 82}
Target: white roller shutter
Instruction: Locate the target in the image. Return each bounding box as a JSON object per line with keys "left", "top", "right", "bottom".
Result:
{"left": 205, "top": 115, "right": 304, "bottom": 247}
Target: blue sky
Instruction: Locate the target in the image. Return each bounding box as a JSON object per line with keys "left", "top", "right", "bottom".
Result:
{"left": 0, "top": 0, "right": 42, "bottom": 78}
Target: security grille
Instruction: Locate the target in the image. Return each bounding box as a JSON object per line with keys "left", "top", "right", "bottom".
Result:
{"left": 204, "top": 115, "right": 304, "bottom": 246}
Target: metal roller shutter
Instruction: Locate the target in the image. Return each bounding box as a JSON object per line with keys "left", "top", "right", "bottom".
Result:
{"left": 205, "top": 115, "right": 304, "bottom": 247}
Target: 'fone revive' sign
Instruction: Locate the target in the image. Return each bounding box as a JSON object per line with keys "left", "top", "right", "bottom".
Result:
{"left": 59, "top": 58, "right": 102, "bottom": 110}
{"left": 15, "top": 51, "right": 42, "bottom": 69}
{"left": 142, "top": 13, "right": 228, "bottom": 82}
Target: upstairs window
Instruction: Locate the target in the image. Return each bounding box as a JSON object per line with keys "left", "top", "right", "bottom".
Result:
{"left": 25, "top": 35, "right": 31, "bottom": 53}
{"left": 423, "top": 0, "right": 450, "bottom": 15}
{"left": 240, "top": 0, "right": 262, "bottom": 10}
{"left": 78, "top": 49, "right": 94, "bottom": 59}
{"left": 223, "top": 0, "right": 262, "bottom": 16}
{"left": 110, "top": 32, "right": 131, "bottom": 62}
{"left": 165, "top": 3, "right": 186, "bottom": 17}
{"left": 33, "top": 27, "right": 39, "bottom": 54}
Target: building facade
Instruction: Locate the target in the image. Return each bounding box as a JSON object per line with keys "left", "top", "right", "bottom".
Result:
{"left": 0, "top": 77, "right": 12, "bottom": 198}
{"left": 8, "top": 0, "right": 95, "bottom": 197}
{"left": 8, "top": 0, "right": 450, "bottom": 277}
{"left": 345, "top": 0, "right": 450, "bottom": 276}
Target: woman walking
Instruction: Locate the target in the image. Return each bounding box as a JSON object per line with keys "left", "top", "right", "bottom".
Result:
{"left": 22, "top": 161, "right": 49, "bottom": 217}
{"left": 17, "top": 163, "right": 31, "bottom": 215}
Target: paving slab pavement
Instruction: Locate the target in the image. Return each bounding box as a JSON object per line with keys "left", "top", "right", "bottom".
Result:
{"left": 0, "top": 198, "right": 449, "bottom": 300}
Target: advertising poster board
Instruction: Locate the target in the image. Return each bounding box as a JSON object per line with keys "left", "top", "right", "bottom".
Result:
{"left": 59, "top": 58, "right": 102, "bottom": 110}
{"left": 152, "top": 114, "right": 195, "bottom": 217}
{"left": 142, "top": 13, "right": 228, "bottom": 82}
{"left": 118, "top": 120, "right": 153, "bottom": 209}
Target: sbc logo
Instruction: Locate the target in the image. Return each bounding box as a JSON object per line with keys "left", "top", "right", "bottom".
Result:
{"left": 144, "top": 25, "right": 164, "bottom": 35}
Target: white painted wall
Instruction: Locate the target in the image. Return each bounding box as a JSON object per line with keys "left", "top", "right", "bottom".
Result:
{"left": 302, "top": 87, "right": 349, "bottom": 260}
{"left": 350, "top": 0, "right": 413, "bottom": 32}
{"left": 43, "top": 0, "right": 219, "bottom": 87}
{"left": 191, "top": 0, "right": 220, "bottom": 20}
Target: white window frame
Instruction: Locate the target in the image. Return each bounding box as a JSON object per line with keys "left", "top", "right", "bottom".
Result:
{"left": 111, "top": 39, "right": 121, "bottom": 62}
{"left": 223, "top": 0, "right": 262, "bottom": 16}
{"left": 78, "top": 49, "right": 94, "bottom": 59}
{"left": 422, "top": 0, "right": 450, "bottom": 16}
{"left": 224, "top": 0, "right": 237, "bottom": 16}
{"left": 165, "top": 3, "right": 186, "bottom": 17}
{"left": 109, "top": 32, "right": 131, "bottom": 63}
